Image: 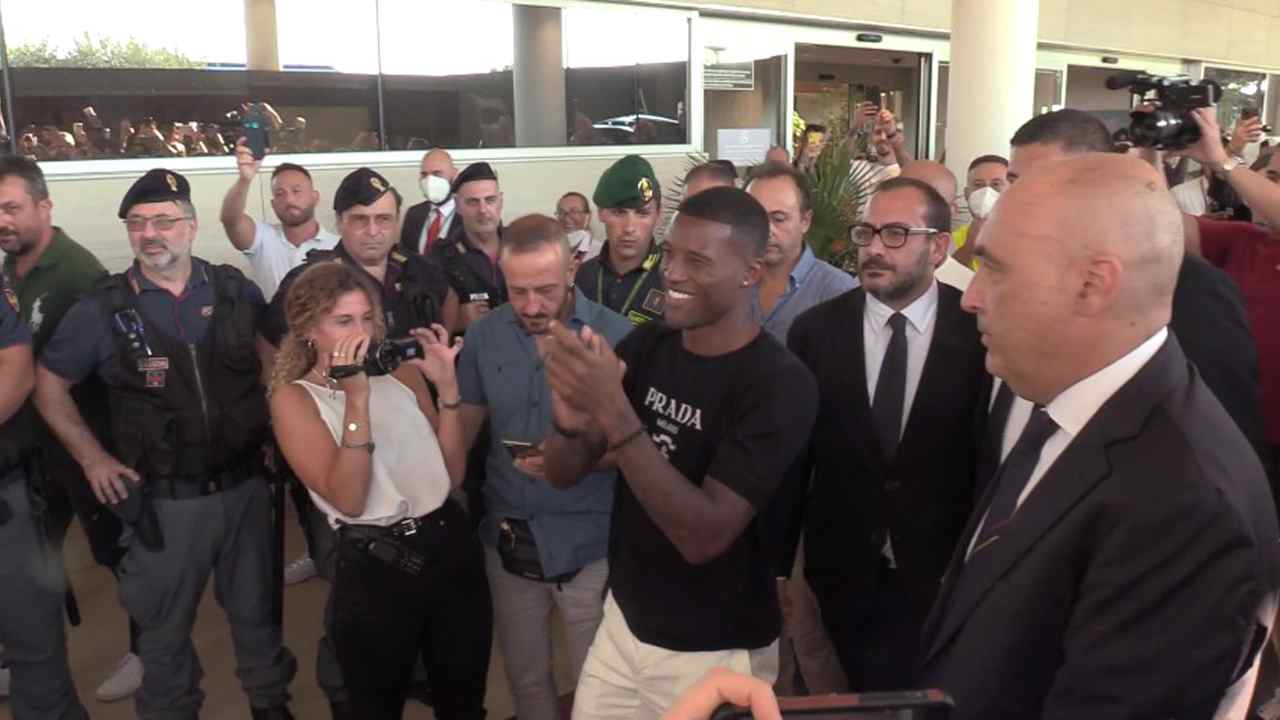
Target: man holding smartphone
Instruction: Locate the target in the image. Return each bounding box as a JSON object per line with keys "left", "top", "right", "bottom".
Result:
{"left": 442, "top": 214, "right": 632, "bottom": 720}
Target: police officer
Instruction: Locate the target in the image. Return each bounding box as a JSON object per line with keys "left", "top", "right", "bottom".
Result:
{"left": 265, "top": 167, "right": 459, "bottom": 347}
{"left": 33, "top": 168, "right": 297, "bottom": 719}
{"left": 0, "top": 153, "right": 144, "bottom": 703}
{"left": 0, "top": 272, "right": 88, "bottom": 719}
{"left": 574, "top": 155, "right": 665, "bottom": 326}
{"left": 430, "top": 161, "right": 507, "bottom": 331}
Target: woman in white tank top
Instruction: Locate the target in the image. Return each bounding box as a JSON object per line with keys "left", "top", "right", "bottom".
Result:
{"left": 267, "top": 262, "right": 491, "bottom": 720}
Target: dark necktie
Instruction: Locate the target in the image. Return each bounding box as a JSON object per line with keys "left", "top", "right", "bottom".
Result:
{"left": 871, "top": 312, "right": 908, "bottom": 460}
{"left": 987, "top": 381, "right": 1016, "bottom": 455}
{"left": 971, "top": 405, "right": 1059, "bottom": 553}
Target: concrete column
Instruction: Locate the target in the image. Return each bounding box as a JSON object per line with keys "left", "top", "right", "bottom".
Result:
{"left": 513, "top": 5, "right": 567, "bottom": 147}
{"left": 945, "top": 0, "right": 1039, "bottom": 183}
{"left": 244, "top": 0, "right": 281, "bottom": 72}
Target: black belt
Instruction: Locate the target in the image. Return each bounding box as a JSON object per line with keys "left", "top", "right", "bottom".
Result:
{"left": 345, "top": 499, "right": 461, "bottom": 539}
{"left": 149, "top": 468, "right": 253, "bottom": 500}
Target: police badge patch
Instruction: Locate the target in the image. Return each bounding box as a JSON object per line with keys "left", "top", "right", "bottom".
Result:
{"left": 166, "top": 173, "right": 179, "bottom": 192}
{"left": 371, "top": 177, "right": 386, "bottom": 192}
{"left": 641, "top": 288, "right": 665, "bottom": 315}
{"left": 2, "top": 286, "right": 17, "bottom": 314}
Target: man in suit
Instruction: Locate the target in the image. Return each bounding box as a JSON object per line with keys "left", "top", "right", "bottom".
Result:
{"left": 1005, "top": 110, "right": 1268, "bottom": 463}
{"left": 921, "top": 152, "right": 1280, "bottom": 718}
{"left": 400, "top": 148, "right": 462, "bottom": 255}
{"left": 788, "top": 177, "right": 989, "bottom": 690}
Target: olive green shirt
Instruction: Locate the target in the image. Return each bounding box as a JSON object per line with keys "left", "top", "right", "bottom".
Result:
{"left": 2, "top": 227, "right": 107, "bottom": 353}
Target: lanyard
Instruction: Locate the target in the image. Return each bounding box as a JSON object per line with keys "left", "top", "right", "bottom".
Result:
{"left": 597, "top": 251, "right": 658, "bottom": 317}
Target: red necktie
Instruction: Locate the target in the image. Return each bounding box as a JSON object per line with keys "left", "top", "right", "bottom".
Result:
{"left": 424, "top": 211, "right": 443, "bottom": 253}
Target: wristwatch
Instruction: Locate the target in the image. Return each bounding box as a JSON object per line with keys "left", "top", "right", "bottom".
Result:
{"left": 1215, "top": 155, "right": 1245, "bottom": 176}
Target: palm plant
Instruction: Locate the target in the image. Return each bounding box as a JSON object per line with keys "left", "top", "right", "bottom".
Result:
{"left": 803, "top": 141, "right": 879, "bottom": 271}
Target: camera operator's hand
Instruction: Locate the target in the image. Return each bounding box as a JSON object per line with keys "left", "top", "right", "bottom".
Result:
{"left": 1229, "top": 115, "right": 1266, "bottom": 156}
{"left": 330, "top": 333, "right": 372, "bottom": 397}
{"left": 878, "top": 108, "right": 903, "bottom": 147}
{"left": 407, "top": 324, "right": 464, "bottom": 397}
{"left": 1184, "top": 108, "right": 1230, "bottom": 170}
{"left": 234, "top": 138, "right": 261, "bottom": 182}
{"left": 83, "top": 453, "right": 141, "bottom": 506}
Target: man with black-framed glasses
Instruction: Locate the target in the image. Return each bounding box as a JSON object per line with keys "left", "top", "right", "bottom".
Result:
{"left": 786, "top": 176, "right": 990, "bottom": 689}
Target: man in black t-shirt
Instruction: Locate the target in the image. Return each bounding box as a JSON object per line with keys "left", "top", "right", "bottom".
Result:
{"left": 544, "top": 187, "right": 818, "bottom": 719}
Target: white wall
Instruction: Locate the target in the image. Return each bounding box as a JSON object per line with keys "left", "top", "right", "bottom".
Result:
{"left": 45, "top": 154, "right": 692, "bottom": 274}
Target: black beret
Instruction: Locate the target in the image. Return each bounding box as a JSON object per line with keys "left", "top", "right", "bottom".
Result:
{"left": 452, "top": 162, "right": 498, "bottom": 194}
{"left": 333, "top": 167, "right": 394, "bottom": 215}
{"left": 118, "top": 169, "right": 191, "bottom": 218}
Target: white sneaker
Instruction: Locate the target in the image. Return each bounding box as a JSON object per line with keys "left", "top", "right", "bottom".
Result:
{"left": 284, "top": 555, "right": 317, "bottom": 585}
{"left": 96, "top": 652, "right": 143, "bottom": 703}
{"left": 0, "top": 664, "right": 10, "bottom": 699}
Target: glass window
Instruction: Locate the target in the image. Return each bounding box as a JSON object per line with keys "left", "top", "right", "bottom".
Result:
{"left": 563, "top": 6, "right": 689, "bottom": 146}
{"left": 2, "top": 0, "right": 250, "bottom": 160}
{"left": 1204, "top": 66, "right": 1267, "bottom": 132}
{"left": 0, "top": 0, "right": 692, "bottom": 161}
{"left": 378, "top": 0, "right": 516, "bottom": 150}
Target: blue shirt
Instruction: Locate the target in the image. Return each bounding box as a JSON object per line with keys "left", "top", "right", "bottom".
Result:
{"left": 456, "top": 288, "right": 633, "bottom": 577}
{"left": 752, "top": 245, "right": 858, "bottom": 343}
{"left": 41, "top": 258, "right": 265, "bottom": 385}
{"left": 0, "top": 274, "right": 31, "bottom": 349}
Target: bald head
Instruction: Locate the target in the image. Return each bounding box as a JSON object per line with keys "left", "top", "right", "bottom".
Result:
{"left": 962, "top": 153, "right": 1182, "bottom": 403}
{"left": 419, "top": 148, "right": 457, "bottom": 183}
{"left": 900, "top": 161, "right": 958, "bottom": 210}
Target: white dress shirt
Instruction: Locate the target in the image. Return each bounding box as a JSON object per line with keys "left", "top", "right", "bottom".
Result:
{"left": 865, "top": 281, "right": 939, "bottom": 567}
{"left": 418, "top": 198, "right": 457, "bottom": 254}
{"left": 935, "top": 254, "right": 974, "bottom": 291}
{"left": 864, "top": 280, "right": 940, "bottom": 438}
{"left": 243, "top": 220, "right": 339, "bottom": 301}
{"left": 969, "top": 327, "right": 1169, "bottom": 558}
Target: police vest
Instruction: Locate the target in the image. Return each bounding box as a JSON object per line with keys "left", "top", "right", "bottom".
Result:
{"left": 95, "top": 265, "right": 268, "bottom": 480}
{"left": 437, "top": 238, "right": 503, "bottom": 308}
{"left": 0, "top": 402, "right": 41, "bottom": 476}
{"left": 304, "top": 248, "right": 443, "bottom": 336}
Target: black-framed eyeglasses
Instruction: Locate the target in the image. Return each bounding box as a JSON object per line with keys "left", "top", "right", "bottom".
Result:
{"left": 850, "top": 223, "right": 939, "bottom": 249}
{"left": 123, "top": 216, "right": 192, "bottom": 233}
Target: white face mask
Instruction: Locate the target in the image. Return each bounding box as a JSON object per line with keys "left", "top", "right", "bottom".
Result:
{"left": 967, "top": 186, "right": 1000, "bottom": 219}
{"left": 421, "top": 174, "right": 452, "bottom": 204}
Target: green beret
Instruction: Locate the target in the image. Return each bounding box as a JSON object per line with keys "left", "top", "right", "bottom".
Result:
{"left": 118, "top": 169, "right": 191, "bottom": 218}
{"left": 593, "top": 155, "right": 660, "bottom": 210}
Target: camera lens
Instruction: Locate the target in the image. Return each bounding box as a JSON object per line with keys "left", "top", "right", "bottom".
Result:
{"left": 1129, "top": 110, "right": 1200, "bottom": 149}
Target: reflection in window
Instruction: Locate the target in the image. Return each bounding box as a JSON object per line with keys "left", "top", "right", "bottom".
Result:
{"left": 379, "top": 0, "right": 516, "bottom": 150}
{"left": 2, "top": 0, "right": 249, "bottom": 160}
{"left": 1204, "top": 67, "right": 1267, "bottom": 132}
{"left": 563, "top": 6, "right": 689, "bottom": 146}
{"left": 0, "top": 0, "right": 692, "bottom": 160}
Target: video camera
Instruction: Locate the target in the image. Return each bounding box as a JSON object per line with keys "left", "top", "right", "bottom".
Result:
{"left": 1107, "top": 71, "right": 1222, "bottom": 150}
{"left": 328, "top": 337, "right": 423, "bottom": 380}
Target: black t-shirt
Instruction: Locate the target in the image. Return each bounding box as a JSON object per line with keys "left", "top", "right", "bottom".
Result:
{"left": 609, "top": 322, "right": 818, "bottom": 652}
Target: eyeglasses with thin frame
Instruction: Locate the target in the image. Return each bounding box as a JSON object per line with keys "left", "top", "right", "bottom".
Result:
{"left": 123, "top": 216, "right": 192, "bottom": 233}
{"left": 849, "top": 223, "right": 939, "bottom": 249}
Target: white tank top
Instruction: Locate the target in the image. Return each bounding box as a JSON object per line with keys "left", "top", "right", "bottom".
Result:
{"left": 294, "top": 375, "right": 450, "bottom": 528}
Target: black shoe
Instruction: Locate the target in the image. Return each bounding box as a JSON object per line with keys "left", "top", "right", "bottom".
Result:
{"left": 251, "top": 707, "right": 295, "bottom": 720}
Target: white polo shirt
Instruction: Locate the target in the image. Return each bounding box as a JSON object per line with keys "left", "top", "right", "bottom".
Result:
{"left": 243, "top": 220, "right": 339, "bottom": 300}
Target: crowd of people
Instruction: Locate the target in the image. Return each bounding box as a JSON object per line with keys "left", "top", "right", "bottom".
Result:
{"left": 1, "top": 93, "right": 1279, "bottom": 720}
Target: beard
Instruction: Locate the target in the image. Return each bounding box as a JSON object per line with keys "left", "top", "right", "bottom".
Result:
{"left": 861, "top": 249, "right": 932, "bottom": 305}
{"left": 279, "top": 205, "right": 315, "bottom": 228}
{"left": 0, "top": 228, "right": 35, "bottom": 256}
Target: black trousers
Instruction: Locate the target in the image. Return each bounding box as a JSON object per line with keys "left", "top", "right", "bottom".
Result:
{"left": 326, "top": 499, "right": 492, "bottom": 720}
{"left": 813, "top": 560, "right": 922, "bottom": 692}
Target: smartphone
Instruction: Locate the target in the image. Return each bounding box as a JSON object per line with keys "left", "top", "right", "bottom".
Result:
{"left": 242, "top": 103, "right": 271, "bottom": 160}
{"left": 713, "top": 690, "right": 954, "bottom": 720}
{"left": 864, "top": 84, "right": 883, "bottom": 109}
{"left": 503, "top": 440, "right": 540, "bottom": 459}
